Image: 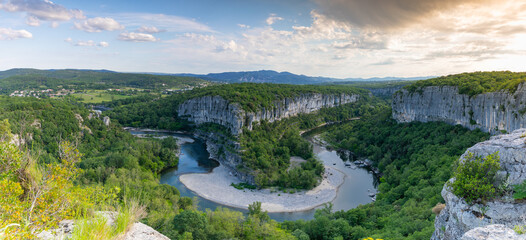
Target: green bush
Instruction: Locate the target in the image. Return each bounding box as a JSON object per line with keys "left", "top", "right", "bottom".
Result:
{"left": 513, "top": 180, "right": 526, "bottom": 200}
{"left": 451, "top": 152, "right": 500, "bottom": 204}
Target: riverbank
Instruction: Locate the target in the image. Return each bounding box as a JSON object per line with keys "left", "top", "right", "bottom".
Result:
{"left": 179, "top": 164, "right": 345, "bottom": 213}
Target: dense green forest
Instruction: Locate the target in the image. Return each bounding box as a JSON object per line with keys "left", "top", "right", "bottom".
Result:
{"left": 0, "top": 96, "right": 299, "bottom": 239}
{"left": 108, "top": 83, "right": 378, "bottom": 189}
{"left": 404, "top": 71, "right": 526, "bottom": 96}
{"left": 280, "top": 108, "right": 489, "bottom": 239}
{"left": 237, "top": 99, "right": 383, "bottom": 189}
{"left": 0, "top": 69, "right": 209, "bottom": 94}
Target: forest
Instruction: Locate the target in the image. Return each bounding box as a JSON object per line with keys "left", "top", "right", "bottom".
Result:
{"left": 404, "top": 71, "right": 526, "bottom": 96}
{"left": 0, "top": 96, "right": 302, "bottom": 239}
{"left": 281, "top": 107, "right": 489, "bottom": 239}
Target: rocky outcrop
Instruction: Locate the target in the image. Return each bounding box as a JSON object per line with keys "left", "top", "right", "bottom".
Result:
{"left": 178, "top": 93, "right": 359, "bottom": 135}
{"left": 103, "top": 116, "right": 111, "bottom": 127}
{"left": 461, "top": 225, "right": 526, "bottom": 240}
{"left": 431, "top": 129, "right": 526, "bottom": 240}
{"left": 392, "top": 83, "right": 526, "bottom": 134}
{"left": 195, "top": 130, "right": 256, "bottom": 184}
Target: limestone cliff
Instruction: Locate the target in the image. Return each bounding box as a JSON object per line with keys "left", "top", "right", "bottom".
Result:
{"left": 178, "top": 93, "right": 359, "bottom": 135}
{"left": 392, "top": 83, "right": 526, "bottom": 134}
{"left": 431, "top": 129, "right": 526, "bottom": 240}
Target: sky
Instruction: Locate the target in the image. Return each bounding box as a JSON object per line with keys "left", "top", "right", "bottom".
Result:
{"left": 0, "top": 0, "right": 525, "bottom": 78}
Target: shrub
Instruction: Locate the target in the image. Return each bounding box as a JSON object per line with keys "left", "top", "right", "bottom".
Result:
{"left": 431, "top": 203, "right": 446, "bottom": 215}
{"left": 450, "top": 152, "right": 500, "bottom": 204}
{"left": 514, "top": 225, "right": 526, "bottom": 235}
{"left": 513, "top": 180, "right": 526, "bottom": 200}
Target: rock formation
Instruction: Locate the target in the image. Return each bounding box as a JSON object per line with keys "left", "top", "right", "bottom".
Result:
{"left": 392, "top": 83, "right": 526, "bottom": 134}
{"left": 431, "top": 129, "right": 526, "bottom": 240}
{"left": 178, "top": 93, "right": 359, "bottom": 135}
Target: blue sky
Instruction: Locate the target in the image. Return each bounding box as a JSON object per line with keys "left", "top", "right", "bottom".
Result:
{"left": 1, "top": 0, "right": 525, "bottom": 78}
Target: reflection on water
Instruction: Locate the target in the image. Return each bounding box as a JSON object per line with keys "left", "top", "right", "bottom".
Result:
{"left": 129, "top": 129, "right": 376, "bottom": 222}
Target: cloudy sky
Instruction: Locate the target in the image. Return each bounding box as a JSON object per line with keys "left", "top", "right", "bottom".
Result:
{"left": 0, "top": 0, "right": 525, "bottom": 78}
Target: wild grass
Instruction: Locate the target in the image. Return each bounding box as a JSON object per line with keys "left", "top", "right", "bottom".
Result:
{"left": 70, "top": 199, "right": 146, "bottom": 240}
{"left": 71, "top": 214, "right": 113, "bottom": 240}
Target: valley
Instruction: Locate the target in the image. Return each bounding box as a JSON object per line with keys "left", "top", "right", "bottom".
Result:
{"left": 0, "top": 70, "right": 525, "bottom": 240}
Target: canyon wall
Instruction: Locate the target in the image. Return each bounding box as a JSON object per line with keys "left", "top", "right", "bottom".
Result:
{"left": 178, "top": 93, "right": 359, "bottom": 135}
{"left": 392, "top": 83, "right": 526, "bottom": 134}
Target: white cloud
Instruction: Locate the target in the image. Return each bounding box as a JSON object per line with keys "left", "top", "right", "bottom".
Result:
{"left": 137, "top": 26, "right": 163, "bottom": 33}
{"left": 118, "top": 32, "right": 157, "bottom": 42}
{"left": 26, "top": 15, "right": 40, "bottom": 26}
{"left": 0, "top": 0, "right": 84, "bottom": 25}
{"left": 238, "top": 24, "right": 250, "bottom": 29}
{"left": 75, "top": 17, "right": 124, "bottom": 32}
{"left": 215, "top": 40, "right": 238, "bottom": 52}
{"left": 65, "top": 38, "right": 110, "bottom": 48}
{"left": 75, "top": 40, "right": 96, "bottom": 47}
{"left": 266, "top": 14, "right": 283, "bottom": 25}
{"left": 0, "top": 27, "right": 32, "bottom": 40}
{"left": 115, "top": 13, "right": 214, "bottom": 33}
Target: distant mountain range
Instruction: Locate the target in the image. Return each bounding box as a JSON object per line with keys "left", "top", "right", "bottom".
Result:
{"left": 173, "top": 70, "right": 435, "bottom": 84}
{"left": 0, "top": 68, "right": 434, "bottom": 86}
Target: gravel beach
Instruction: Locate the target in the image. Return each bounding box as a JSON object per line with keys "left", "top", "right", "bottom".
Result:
{"left": 179, "top": 164, "right": 345, "bottom": 213}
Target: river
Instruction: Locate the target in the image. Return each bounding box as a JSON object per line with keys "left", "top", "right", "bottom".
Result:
{"left": 129, "top": 129, "right": 376, "bottom": 222}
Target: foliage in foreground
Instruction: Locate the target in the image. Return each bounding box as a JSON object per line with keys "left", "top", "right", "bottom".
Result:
{"left": 450, "top": 152, "right": 501, "bottom": 204}
{"left": 71, "top": 200, "right": 146, "bottom": 240}
{"left": 0, "top": 130, "right": 112, "bottom": 238}
{"left": 0, "top": 96, "right": 182, "bottom": 233}
{"left": 165, "top": 202, "right": 294, "bottom": 240}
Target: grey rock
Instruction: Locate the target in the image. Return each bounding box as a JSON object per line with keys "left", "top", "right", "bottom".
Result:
{"left": 431, "top": 129, "right": 526, "bottom": 240}
{"left": 461, "top": 224, "right": 526, "bottom": 240}
{"left": 103, "top": 116, "right": 111, "bottom": 127}
{"left": 392, "top": 83, "right": 526, "bottom": 134}
{"left": 178, "top": 93, "right": 359, "bottom": 135}
{"left": 123, "top": 222, "right": 170, "bottom": 240}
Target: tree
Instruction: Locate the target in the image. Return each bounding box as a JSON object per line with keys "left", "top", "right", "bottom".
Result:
{"left": 248, "top": 201, "right": 270, "bottom": 222}
{"left": 172, "top": 210, "right": 208, "bottom": 240}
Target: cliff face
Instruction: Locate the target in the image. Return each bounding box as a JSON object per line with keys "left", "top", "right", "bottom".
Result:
{"left": 392, "top": 83, "right": 526, "bottom": 134}
{"left": 178, "top": 93, "right": 359, "bottom": 135}
{"left": 431, "top": 129, "right": 526, "bottom": 240}
{"left": 195, "top": 130, "right": 256, "bottom": 184}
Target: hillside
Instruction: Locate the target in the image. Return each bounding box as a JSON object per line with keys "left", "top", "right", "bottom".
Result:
{"left": 0, "top": 68, "right": 209, "bottom": 94}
